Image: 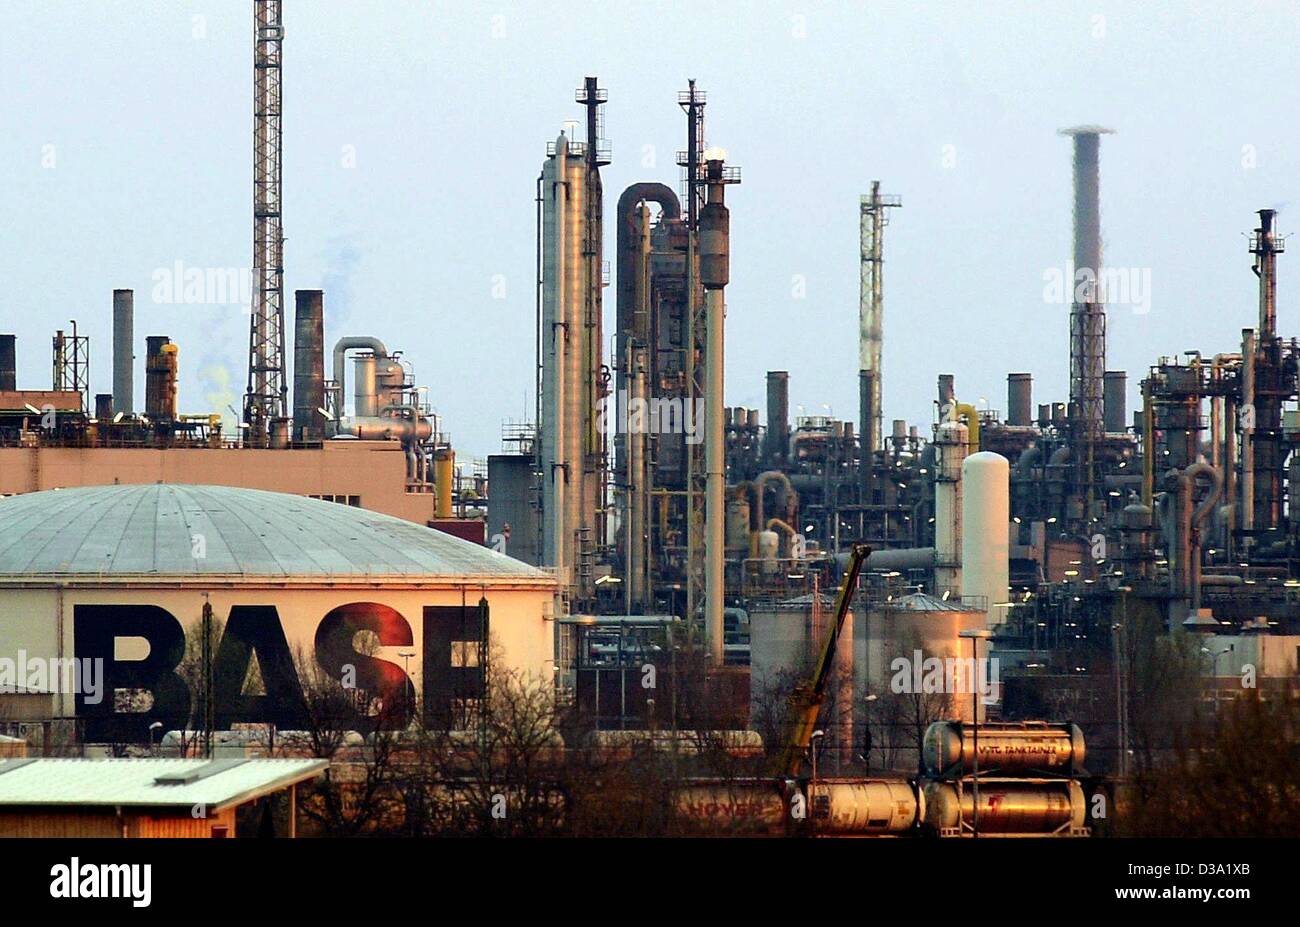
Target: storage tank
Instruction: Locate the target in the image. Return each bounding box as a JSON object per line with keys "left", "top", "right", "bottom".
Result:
{"left": 756, "top": 529, "right": 779, "bottom": 565}
{"left": 923, "top": 721, "right": 1086, "bottom": 779}
{"left": 922, "top": 779, "right": 1087, "bottom": 835}
{"left": 961, "top": 451, "right": 1009, "bottom": 622}
{"left": 812, "top": 779, "right": 922, "bottom": 834}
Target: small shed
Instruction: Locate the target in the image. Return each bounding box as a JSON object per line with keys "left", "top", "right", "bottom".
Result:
{"left": 0, "top": 757, "right": 327, "bottom": 837}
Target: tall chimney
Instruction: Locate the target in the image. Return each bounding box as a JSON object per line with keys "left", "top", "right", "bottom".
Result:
{"left": 293, "top": 289, "right": 325, "bottom": 442}
{"left": 1007, "top": 372, "right": 1032, "bottom": 427}
{"left": 112, "top": 289, "right": 134, "bottom": 414}
{"left": 1103, "top": 370, "right": 1127, "bottom": 434}
{"left": 0, "top": 335, "right": 15, "bottom": 391}
{"left": 765, "top": 370, "right": 789, "bottom": 467}
{"left": 1060, "top": 127, "right": 1112, "bottom": 441}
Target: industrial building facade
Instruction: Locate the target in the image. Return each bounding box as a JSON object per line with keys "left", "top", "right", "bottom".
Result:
{"left": 0, "top": 484, "right": 554, "bottom": 741}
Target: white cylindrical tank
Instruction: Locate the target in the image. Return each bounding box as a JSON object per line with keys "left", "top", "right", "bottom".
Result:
{"left": 961, "top": 451, "right": 1009, "bottom": 624}
{"left": 933, "top": 421, "right": 969, "bottom": 595}
{"left": 813, "top": 779, "right": 922, "bottom": 834}
{"left": 757, "top": 529, "right": 779, "bottom": 567}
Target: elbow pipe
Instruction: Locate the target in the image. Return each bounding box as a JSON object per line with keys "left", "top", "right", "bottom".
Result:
{"left": 955, "top": 402, "right": 980, "bottom": 450}
{"left": 753, "top": 470, "right": 798, "bottom": 529}
{"left": 616, "top": 183, "right": 681, "bottom": 342}
{"left": 331, "top": 336, "right": 389, "bottom": 420}
{"left": 1015, "top": 444, "right": 1042, "bottom": 475}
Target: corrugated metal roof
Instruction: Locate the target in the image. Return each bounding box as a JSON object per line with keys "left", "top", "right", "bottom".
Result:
{"left": 0, "top": 484, "right": 549, "bottom": 581}
{"left": 0, "top": 758, "right": 328, "bottom": 810}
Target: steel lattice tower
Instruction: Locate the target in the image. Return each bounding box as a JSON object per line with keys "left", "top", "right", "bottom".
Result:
{"left": 244, "top": 0, "right": 287, "bottom": 446}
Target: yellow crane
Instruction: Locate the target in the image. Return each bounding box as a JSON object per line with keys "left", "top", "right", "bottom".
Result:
{"left": 774, "top": 543, "right": 871, "bottom": 779}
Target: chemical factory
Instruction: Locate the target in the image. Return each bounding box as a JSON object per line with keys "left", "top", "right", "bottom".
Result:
{"left": 0, "top": 2, "right": 1296, "bottom": 841}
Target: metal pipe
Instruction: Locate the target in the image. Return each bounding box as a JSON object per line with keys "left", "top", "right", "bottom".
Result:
{"left": 1241, "top": 329, "right": 1255, "bottom": 536}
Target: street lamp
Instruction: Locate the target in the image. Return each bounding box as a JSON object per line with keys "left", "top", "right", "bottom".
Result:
{"left": 1200, "top": 644, "right": 1234, "bottom": 710}
{"left": 148, "top": 721, "right": 163, "bottom": 756}
{"left": 959, "top": 628, "right": 993, "bottom": 838}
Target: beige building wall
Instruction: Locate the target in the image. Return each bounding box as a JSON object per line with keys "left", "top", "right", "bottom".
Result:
{"left": 0, "top": 582, "right": 554, "bottom": 720}
{"left": 0, "top": 441, "right": 435, "bottom": 524}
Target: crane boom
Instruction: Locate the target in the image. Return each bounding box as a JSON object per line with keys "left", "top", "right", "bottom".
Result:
{"left": 774, "top": 543, "right": 871, "bottom": 779}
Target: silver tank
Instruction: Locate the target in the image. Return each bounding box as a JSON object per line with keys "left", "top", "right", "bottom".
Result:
{"left": 923, "top": 721, "right": 1086, "bottom": 779}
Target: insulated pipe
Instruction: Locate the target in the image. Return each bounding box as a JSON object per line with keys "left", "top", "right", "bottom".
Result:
{"left": 544, "top": 134, "right": 570, "bottom": 595}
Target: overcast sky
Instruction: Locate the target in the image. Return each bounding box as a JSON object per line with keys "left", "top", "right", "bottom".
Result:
{"left": 2, "top": 1, "right": 1298, "bottom": 459}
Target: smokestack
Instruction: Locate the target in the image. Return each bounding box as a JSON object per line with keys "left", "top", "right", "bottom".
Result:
{"left": 293, "top": 289, "right": 325, "bottom": 442}
{"left": 766, "top": 371, "right": 789, "bottom": 467}
{"left": 1007, "top": 373, "right": 1032, "bottom": 426}
{"left": 1104, "top": 370, "right": 1127, "bottom": 434}
{"left": 0, "top": 335, "right": 14, "bottom": 391}
{"left": 112, "top": 289, "right": 134, "bottom": 414}
{"left": 1060, "top": 126, "right": 1113, "bottom": 444}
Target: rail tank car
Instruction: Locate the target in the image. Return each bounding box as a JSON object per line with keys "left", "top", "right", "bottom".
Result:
{"left": 923, "top": 720, "right": 1086, "bottom": 779}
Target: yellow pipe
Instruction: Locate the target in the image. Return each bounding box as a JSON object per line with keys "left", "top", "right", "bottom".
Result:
{"left": 435, "top": 448, "right": 454, "bottom": 518}
{"left": 955, "top": 401, "right": 980, "bottom": 450}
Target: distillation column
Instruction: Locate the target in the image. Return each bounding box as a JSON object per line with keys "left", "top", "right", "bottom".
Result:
{"left": 701, "top": 155, "right": 738, "bottom": 664}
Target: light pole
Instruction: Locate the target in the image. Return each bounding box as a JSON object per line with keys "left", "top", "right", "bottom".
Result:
{"left": 862, "top": 694, "right": 877, "bottom": 773}
{"left": 809, "top": 729, "right": 825, "bottom": 834}
{"left": 959, "top": 628, "right": 992, "bottom": 838}
{"left": 148, "top": 721, "right": 163, "bottom": 757}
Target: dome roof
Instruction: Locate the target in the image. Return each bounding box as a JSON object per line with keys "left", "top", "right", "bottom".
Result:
{"left": 0, "top": 484, "right": 550, "bottom": 583}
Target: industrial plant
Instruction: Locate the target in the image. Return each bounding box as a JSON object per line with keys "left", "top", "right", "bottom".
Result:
{"left": 0, "top": 2, "right": 1295, "bottom": 847}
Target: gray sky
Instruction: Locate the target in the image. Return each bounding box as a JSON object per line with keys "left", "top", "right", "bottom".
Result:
{"left": 2, "top": 1, "right": 1298, "bottom": 459}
